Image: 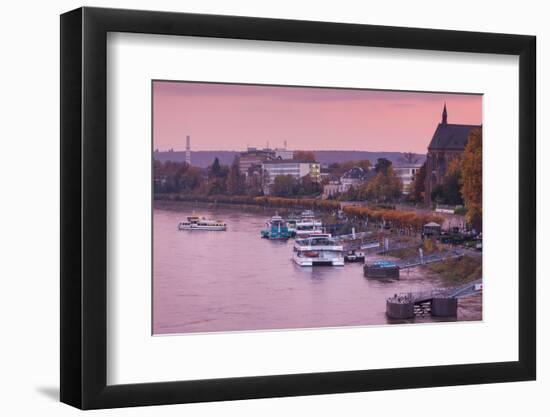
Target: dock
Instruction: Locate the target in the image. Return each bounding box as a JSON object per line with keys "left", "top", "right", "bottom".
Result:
{"left": 386, "top": 279, "right": 482, "bottom": 319}
{"left": 394, "top": 249, "right": 464, "bottom": 269}
{"left": 364, "top": 249, "right": 465, "bottom": 278}
{"left": 332, "top": 231, "right": 380, "bottom": 252}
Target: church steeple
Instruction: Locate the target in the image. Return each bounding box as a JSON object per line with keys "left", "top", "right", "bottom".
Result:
{"left": 442, "top": 102, "right": 448, "bottom": 125}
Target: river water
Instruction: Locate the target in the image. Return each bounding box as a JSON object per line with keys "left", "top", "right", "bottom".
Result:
{"left": 153, "top": 203, "right": 481, "bottom": 335}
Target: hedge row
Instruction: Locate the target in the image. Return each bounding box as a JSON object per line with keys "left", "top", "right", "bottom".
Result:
{"left": 343, "top": 206, "right": 444, "bottom": 232}
{"left": 155, "top": 193, "right": 443, "bottom": 231}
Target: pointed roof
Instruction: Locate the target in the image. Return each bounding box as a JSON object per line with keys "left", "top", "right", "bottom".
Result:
{"left": 428, "top": 123, "right": 481, "bottom": 150}
{"left": 429, "top": 103, "right": 481, "bottom": 150}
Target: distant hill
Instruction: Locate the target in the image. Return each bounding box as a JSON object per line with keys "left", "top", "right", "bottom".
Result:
{"left": 154, "top": 150, "right": 425, "bottom": 167}
{"left": 154, "top": 151, "right": 238, "bottom": 167}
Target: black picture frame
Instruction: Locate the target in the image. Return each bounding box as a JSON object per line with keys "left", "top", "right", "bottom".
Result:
{"left": 60, "top": 6, "right": 536, "bottom": 410}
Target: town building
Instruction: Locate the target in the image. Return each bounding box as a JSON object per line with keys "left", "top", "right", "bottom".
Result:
{"left": 238, "top": 146, "right": 294, "bottom": 178}
{"left": 339, "top": 166, "right": 374, "bottom": 193}
{"left": 274, "top": 148, "right": 294, "bottom": 160}
{"left": 424, "top": 104, "right": 482, "bottom": 204}
{"left": 262, "top": 160, "right": 321, "bottom": 194}
{"left": 394, "top": 163, "right": 423, "bottom": 195}
{"left": 238, "top": 147, "right": 275, "bottom": 177}
{"left": 321, "top": 176, "right": 342, "bottom": 200}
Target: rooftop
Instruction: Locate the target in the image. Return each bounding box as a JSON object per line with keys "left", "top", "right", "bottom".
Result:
{"left": 342, "top": 166, "right": 367, "bottom": 179}
{"left": 428, "top": 123, "right": 482, "bottom": 150}
{"left": 262, "top": 160, "right": 318, "bottom": 165}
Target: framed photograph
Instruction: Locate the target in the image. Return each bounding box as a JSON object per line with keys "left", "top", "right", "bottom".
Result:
{"left": 60, "top": 7, "right": 536, "bottom": 409}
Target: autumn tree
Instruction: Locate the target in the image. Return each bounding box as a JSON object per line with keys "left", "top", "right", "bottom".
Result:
{"left": 327, "top": 160, "right": 371, "bottom": 176}
{"left": 292, "top": 150, "right": 316, "bottom": 162}
{"left": 364, "top": 167, "right": 402, "bottom": 202}
{"left": 461, "top": 128, "right": 482, "bottom": 230}
{"left": 153, "top": 160, "right": 202, "bottom": 193}
{"left": 354, "top": 159, "right": 372, "bottom": 171}
{"left": 181, "top": 166, "right": 203, "bottom": 192}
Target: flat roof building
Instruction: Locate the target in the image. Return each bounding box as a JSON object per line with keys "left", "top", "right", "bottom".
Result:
{"left": 261, "top": 160, "right": 321, "bottom": 194}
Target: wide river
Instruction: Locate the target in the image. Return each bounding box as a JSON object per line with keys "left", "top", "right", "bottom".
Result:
{"left": 153, "top": 203, "right": 481, "bottom": 335}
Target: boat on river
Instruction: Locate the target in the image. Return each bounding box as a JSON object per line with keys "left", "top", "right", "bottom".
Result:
{"left": 294, "top": 210, "right": 324, "bottom": 238}
{"left": 178, "top": 216, "right": 227, "bottom": 231}
{"left": 261, "top": 215, "right": 292, "bottom": 239}
{"left": 293, "top": 234, "right": 344, "bottom": 266}
{"left": 344, "top": 250, "right": 366, "bottom": 263}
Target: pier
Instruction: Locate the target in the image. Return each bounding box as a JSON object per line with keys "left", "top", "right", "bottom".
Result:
{"left": 364, "top": 249, "right": 465, "bottom": 278}
{"left": 332, "top": 231, "right": 380, "bottom": 252}
{"left": 395, "top": 249, "right": 464, "bottom": 269}
{"left": 386, "top": 279, "right": 482, "bottom": 319}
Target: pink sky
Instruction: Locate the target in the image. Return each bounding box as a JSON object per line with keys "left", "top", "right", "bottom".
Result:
{"left": 153, "top": 81, "right": 482, "bottom": 154}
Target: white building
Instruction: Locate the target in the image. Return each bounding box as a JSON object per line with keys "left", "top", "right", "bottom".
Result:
{"left": 262, "top": 160, "right": 320, "bottom": 194}
{"left": 323, "top": 181, "right": 341, "bottom": 199}
{"left": 274, "top": 148, "right": 294, "bottom": 160}
{"left": 339, "top": 166, "right": 373, "bottom": 193}
{"left": 394, "top": 163, "right": 423, "bottom": 195}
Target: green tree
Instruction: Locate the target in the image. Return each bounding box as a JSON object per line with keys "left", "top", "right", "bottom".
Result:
{"left": 430, "top": 184, "right": 445, "bottom": 204}
{"left": 272, "top": 175, "right": 298, "bottom": 197}
{"left": 441, "top": 159, "right": 463, "bottom": 205}
{"left": 411, "top": 161, "right": 426, "bottom": 203}
{"left": 210, "top": 157, "right": 222, "bottom": 177}
{"left": 461, "top": 128, "right": 482, "bottom": 230}
{"left": 374, "top": 158, "right": 392, "bottom": 175}
{"left": 297, "top": 174, "right": 322, "bottom": 196}
{"left": 226, "top": 157, "right": 244, "bottom": 195}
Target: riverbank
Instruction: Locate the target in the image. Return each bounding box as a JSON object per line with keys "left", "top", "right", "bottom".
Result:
{"left": 383, "top": 238, "right": 482, "bottom": 286}
{"left": 155, "top": 193, "right": 445, "bottom": 233}
{"left": 427, "top": 256, "right": 482, "bottom": 285}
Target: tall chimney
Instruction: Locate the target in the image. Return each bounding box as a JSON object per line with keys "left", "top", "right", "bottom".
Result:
{"left": 185, "top": 135, "right": 191, "bottom": 165}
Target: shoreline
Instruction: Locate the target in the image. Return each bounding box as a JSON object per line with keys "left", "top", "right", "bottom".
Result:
{"left": 153, "top": 198, "right": 301, "bottom": 215}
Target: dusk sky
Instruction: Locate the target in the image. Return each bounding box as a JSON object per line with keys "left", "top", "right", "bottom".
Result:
{"left": 153, "top": 81, "right": 482, "bottom": 154}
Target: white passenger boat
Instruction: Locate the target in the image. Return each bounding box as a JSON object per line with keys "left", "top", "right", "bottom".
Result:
{"left": 293, "top": 234, "right": 344, "bottom": 266}
{"left": 294, "top": 210, "right": 324, "bottom": 238}
{"left": 178, "top": 216, "right": 227, "bottom": 231}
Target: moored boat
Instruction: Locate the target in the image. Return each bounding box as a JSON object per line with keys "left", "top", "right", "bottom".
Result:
{"left": 178, "top": 216, "right": 227, "bottom": 231}
{"left": 344, "top": 250, "right": 366, "bottom": 263}
{"left": 261, "top": 215, "right": 292, "bottom": 239}
{"left": 293, "top": 234, "right": 344, "bottom": 266}
{"left": 294, "top": 210, "right": 324, "bottom": 238}
{"left": 363, "top": 260, "right": 400, "bottom": 278}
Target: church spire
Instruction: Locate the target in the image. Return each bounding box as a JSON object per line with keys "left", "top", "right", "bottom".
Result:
{"left": 442, "top": 102, "right": 448, "bottom": 125}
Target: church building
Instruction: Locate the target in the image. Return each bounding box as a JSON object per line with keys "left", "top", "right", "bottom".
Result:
{"left": 424, "top": 104, "right": 482, "bottom": 204}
